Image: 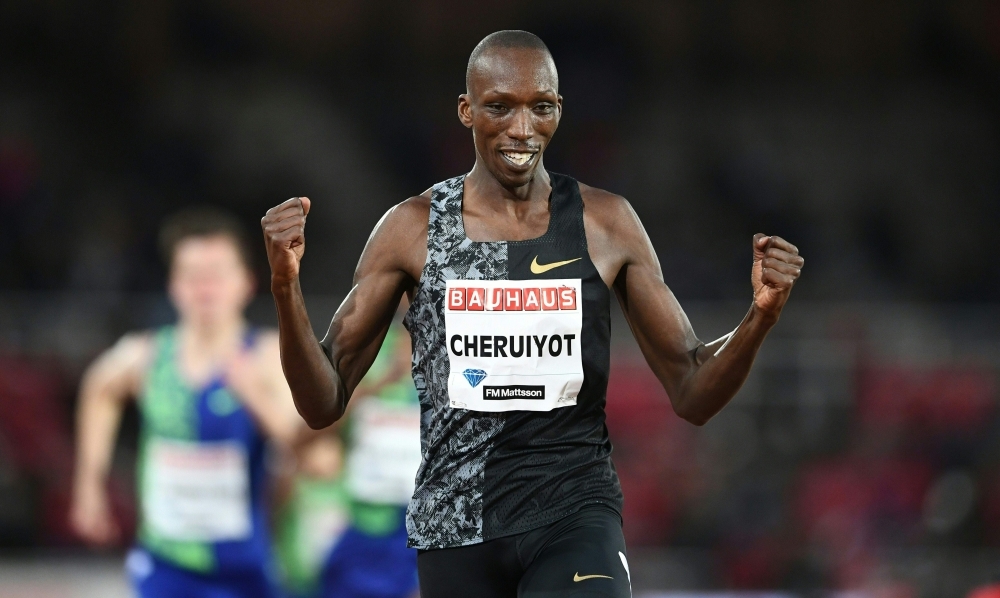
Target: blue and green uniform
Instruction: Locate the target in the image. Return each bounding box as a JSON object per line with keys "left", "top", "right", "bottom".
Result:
{"left": 319, "top": 326, "right": 421, "bottom": 598}
{"left": 274, "top": 476, "right": 350, "bottom": 597}
{"left": 126, "top": 326, "right": 280, "bottom": 598}
{"left": 273, "top": 327, "right": 421, "bottom": 598}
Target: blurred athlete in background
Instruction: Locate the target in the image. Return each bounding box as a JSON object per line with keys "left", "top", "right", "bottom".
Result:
{"left": 275, "top": 319, "right": 421, "bottom": 598}
{"left": 318, "top": 321, "right": 421, "bottom": 598}
{"left": 70, "top": 208, "right": 306, "bottom": 598}
{"left": 274, "top": 433, "right": 350, "bottom": 597}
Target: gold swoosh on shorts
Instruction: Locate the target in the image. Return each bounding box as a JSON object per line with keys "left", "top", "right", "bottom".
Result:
{"left": 530, "top": 256, "right": 582, "bottom": 274}
{"left": 573, "top": 573, "right": 614, "bottom": 582}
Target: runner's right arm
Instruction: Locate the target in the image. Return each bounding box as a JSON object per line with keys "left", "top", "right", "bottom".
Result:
{"left": 70, "top": 333, "right": 150, "bottom": 546}
{"left": 262, "top": 196, "right": 428, "bottom": 429}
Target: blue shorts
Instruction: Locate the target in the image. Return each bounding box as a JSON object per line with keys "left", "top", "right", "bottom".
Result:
{"left": 126, "top": 548, "right": 282, "bottom": 598}
{"left": 319, "top": 522, "right": 418, "bottom": 598}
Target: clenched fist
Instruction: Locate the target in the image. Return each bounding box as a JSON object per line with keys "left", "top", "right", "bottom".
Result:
{"left": 262, "top": 197, "right": 311, "bottom": 287}
{"left": 69, "top": 481, "right": 120, "bottom": 547}
{"left": 751, "top": 233, "right": 803, "bottom": 317}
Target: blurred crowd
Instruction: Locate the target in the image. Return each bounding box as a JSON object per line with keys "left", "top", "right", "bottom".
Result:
{"left": 608, "top": 347, "right": 999, "bottom": 591}
{"left": 1, "top": 0, "right": 998, "bottom": 299}
{"left": 2, "top": 0, "right": 1000, "bottom": 595}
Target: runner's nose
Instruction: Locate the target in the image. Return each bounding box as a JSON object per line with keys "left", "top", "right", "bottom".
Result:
{"left": 506, "top": 107, "right": 533, "bottom": 142}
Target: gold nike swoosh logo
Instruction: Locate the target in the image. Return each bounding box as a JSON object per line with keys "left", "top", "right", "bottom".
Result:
{"left": 530, "top": 256, "right": 582, "bottom": 274}
{"left": 574, "top": 573, "right": 614, "bottom": 582}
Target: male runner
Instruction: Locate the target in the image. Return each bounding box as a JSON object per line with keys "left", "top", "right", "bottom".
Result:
{"left": 70, "top": 208, "right": 305, "bottom": 598}
{"left": 261, "top": 30, "right": 804, "bottom": 598}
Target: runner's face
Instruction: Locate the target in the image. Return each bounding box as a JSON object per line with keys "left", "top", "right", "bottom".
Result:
{"left": 460, "top": 48, "right": 561, "bottom": 189}
{"left": 168, "top": 236, "right": 253, "bottom": 326}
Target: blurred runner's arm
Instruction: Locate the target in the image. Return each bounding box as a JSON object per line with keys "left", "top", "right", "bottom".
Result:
{"left": 226, "top": 330, "right": 315, "bottom": 449}
{"left": 262, "top": 196, "right": 428, "bottom": 429}
{"left": 70, "top": 333, "right": 150, "bottom": 546}
{"left": 585, "top": 189, "right": 803, "bottom": 426}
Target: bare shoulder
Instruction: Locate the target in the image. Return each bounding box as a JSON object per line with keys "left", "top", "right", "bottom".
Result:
{"left": 577, "top": 181, "right": 629, "bottom": 209}
{"left": 366, "top": 193, "right": 431, "bottom": 251}
{"left": 576, "top": 182, "right": 650, "bottom": 285}
{"left": 106, "top": 331, "right": 155, "bottom": 370}
{"left": 577, "top": 181, "right": 645, "bottom": 242}
{"left": 83, "top": 330, "right": 156, "bottom": 396}
{"left": 577, "top": 182, "right": 638, "bottom": 231}
{"left": 391, "top": 191, "right": 432, "bottom": 222}
{"left": 358, "top": 192, "right": 432, "bottom": 282}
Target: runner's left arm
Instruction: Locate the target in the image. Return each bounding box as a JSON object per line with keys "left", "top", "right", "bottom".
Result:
{"left": 606, "top": 199, "right": 803, "bottom": 425}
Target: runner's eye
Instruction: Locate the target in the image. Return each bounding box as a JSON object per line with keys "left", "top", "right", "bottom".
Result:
{"left": 486, "top": 104, "right": 508, "bottom": 114}
{"left": 534, "top": 104, "right": 554, "bottom": 114}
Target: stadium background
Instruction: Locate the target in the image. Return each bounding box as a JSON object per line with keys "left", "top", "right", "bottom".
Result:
{"left": 1, "top": 0, "right": 999, "bottom": 596}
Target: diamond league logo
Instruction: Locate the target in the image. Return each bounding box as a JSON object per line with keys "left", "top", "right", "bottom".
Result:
{"left": 462, "top": 368, "right": 487, "bottom": 388}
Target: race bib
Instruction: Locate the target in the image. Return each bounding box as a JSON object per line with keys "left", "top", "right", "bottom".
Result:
{"left": 346, "top": 399, "right": 422, "bottom": 504}
{"left": 143, "top": 439, "right": 252, "bottom": 542}
{"left": 444, "top": 278, "right": 583, "bottom": 412}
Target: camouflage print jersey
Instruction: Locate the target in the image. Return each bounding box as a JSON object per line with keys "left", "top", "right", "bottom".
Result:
{"left": 402, "top": 173, "right": 623, "bottom": 549}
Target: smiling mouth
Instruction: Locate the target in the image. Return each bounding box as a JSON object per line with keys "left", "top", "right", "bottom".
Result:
{"left": 500, "top": 150, "right": 537, "bottom": 167}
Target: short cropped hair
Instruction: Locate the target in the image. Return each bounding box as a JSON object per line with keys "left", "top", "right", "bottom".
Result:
{"left": 466, "top": 30, "right": 554, "bottom": 91}
{"left": 158, "top": 207, "right": 253, "bottom": 270}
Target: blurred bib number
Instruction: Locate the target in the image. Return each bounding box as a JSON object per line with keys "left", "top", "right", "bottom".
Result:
{"left": 144, "top": 438, "right": 252, "bottom": 542}
{"left": 346, "top": 400, "right": 422, "bottom": 505}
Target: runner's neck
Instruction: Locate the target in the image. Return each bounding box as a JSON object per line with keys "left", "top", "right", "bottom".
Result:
{"left": 176, "top": 317, "right": 247, "bottom": 370}
{"left": 465, "top": 161, "right": 551, "bottom": 204}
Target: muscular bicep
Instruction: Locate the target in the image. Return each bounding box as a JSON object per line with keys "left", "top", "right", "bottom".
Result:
{"left": 320, "top": 199, "right": 427, "bottom": 398}
{"left": 611, "top": 207, "right": 702, "bottom": 399}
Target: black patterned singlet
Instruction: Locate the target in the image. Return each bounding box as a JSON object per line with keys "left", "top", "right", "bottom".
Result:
{"left": 402, "top": 172, "right": 623, "bottom": 549}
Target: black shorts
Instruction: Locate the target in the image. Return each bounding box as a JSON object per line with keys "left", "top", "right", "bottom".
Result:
{"left": 417, "top": 505, "right": 631, "bottom": 598}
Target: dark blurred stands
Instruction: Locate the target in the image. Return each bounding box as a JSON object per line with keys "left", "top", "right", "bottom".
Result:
{"left": 602, "top": 304, "right": 1000, "bottom": 593}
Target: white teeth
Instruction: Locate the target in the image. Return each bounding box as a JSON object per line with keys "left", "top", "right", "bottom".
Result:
{"left": 502, "top": 151, "right": 534, "bottom": 166}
